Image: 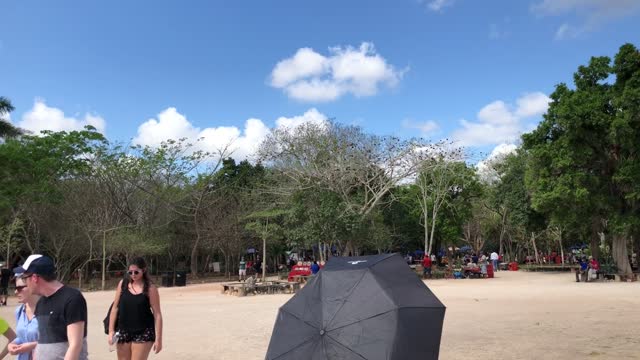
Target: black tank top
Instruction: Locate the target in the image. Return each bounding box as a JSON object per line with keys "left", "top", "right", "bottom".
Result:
{"left": 118, "top": 285, "right": 155, "bottom": 332}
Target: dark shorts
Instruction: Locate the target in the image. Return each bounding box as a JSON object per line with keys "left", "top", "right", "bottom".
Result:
{"left": 423, "top": 267, "right": 432, "bottom": 275}
{"left": 118, "top": 328, "right": 155, "bottom": 343}
{"left": 0, "top": 287, "right": 7, "bottom": 296}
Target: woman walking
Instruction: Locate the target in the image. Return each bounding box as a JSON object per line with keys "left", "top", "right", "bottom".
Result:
{"left": 7, "top": 274, "right": 39, "bottom": 360}
{"left": 108, "top": 257, "right": 163, "bottom": 359}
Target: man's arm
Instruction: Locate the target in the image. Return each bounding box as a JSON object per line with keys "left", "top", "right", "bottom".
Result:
{"left": 64, "top": 321, "right": 85, "bottom": 360}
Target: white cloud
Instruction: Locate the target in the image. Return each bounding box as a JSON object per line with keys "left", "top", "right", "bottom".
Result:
{"left": 401, "top": 119, "right": 440, "bottom": 135}
{"left": 451, "top": 92, "right": 550, "bottom": 147}
{"left": 425, "top": 0, "right": 455, "bottom": 12}
{"left": 133, "top": 107, "right": 327, "bottom": 162}
{"left": 275, "top": 108, "right": 327, "bottom": 129}
{"left": 532, "top": 0, "right": 640, "bottom": 38}
{"left": 270, "top": 42, "right": 405, "bottom": 102}
{"left": 476, "top": 143, "right": 518, "bottom": 183}
{"left": 18, "top": 99, "right": 106, "bottom": 135}
{"left": 271, "top": 48, "right": 326, "bottom": 88}
{"left": 515, "top": 92, "right": 553, "bottom": 118}
{"left": 133, "top": 107, "right": 199, "bottom": 146}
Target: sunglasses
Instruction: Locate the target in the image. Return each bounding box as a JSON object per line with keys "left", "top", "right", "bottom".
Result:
{"left": 128, "top": 270, "right": 141, "bottom": 276}
{"left": 15, "top": 286, "right": 27, "bottom": 292}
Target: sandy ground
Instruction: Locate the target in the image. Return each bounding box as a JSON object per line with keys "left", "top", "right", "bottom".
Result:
{"left": 0, "top": 271, "right": 638, "bottom": 360}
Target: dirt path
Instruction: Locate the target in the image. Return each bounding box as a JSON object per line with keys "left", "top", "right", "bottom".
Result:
{"left": 0, "top": 271, "right": 637, "bottom": 359}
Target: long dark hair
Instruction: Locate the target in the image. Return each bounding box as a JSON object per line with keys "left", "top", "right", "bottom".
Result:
{"left": 128, "top": 257, "right": 152, "bottom": 295}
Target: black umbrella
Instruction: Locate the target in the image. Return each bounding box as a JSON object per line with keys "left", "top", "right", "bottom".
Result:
{"left": 266, "top": 253, "right": 446, "bottom": 360}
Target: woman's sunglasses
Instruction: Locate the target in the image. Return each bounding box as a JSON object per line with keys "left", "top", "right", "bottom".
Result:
{"left": 128, "top": 270, "right": 141, "bottom": 275}
{"left": 15, "top": 286, "right": 27, "bottom": 292}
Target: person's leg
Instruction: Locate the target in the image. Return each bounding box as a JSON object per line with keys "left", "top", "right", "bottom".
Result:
{"left": 130, "top": 342, "right": 154, "bottom": 360}
{"left": 117, "top": 342, "right": 132, "bottom": 360}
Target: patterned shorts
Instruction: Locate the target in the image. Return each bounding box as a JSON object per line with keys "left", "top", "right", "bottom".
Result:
{"left": 118, "top": 328, "right": 155, "bottom": 343}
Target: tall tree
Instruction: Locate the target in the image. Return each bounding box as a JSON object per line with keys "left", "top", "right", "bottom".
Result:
{"left": 0, "top": 97, "right": 22, "bottom": 139}
{"left": 523, "top": 43, "right": 640, "bottom": 276}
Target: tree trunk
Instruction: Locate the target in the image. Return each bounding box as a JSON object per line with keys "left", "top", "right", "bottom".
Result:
{"left": 612, "top": 234, "right": 632, "bottom": 276}
{"left": 423, "top": 202, "right": 429, "bottom": 254}
{"left": 102, "top": 231, "right": 107, "bottom": 291}
{"left": 262, "top": 236, "right": 267, "bottom": 281}
{"left": 190, "top": 235, "right": 199, "bottom": 278}
{"left": 559, "top": 233, "right": 565, "bottom": 266}
{"left": 498, "top": 208, "right": 507, "bottom": 256}
{"left": 531, "top": 232, "right": 540, "bottom": 264}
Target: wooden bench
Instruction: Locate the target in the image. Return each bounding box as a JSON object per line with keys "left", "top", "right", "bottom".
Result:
{"left": 292, "top": 275, "right": 310, "bottom": 283}
{"left": 222, "top": 281, "right": 301, "bottom": 296}
{"left": 271, "top": 281, "right": 301, "bottom": 294}
{"left": 221, "top": 282, "right": 256, "bottom": 296}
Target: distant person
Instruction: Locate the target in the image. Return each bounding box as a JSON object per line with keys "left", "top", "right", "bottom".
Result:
{"left": 8, "top": 271, "right": 39, "bottom": 360}
{"left": 239, "top": 257, "right": 247, "bottom": 281}
{"left": 0, "top": 267, "right": 12, "bottom": 306}
{"left": 311, "top": 261, "right": 320, "bottom": 275}
{"left": 490, "top": 251, "right": 499, "bottom": 271}
{"left": 472, "top": 254, "right": 479, "bottom": 264}
{"left": 588, "top": 257, "right": 600, "bottom": 281}
{"left": 576, "top": 257, "right": 588, "bottom": 282}
{"left": 422, "top": 255, "right": 432, "bottom": 279}
{"left": 254, "top": 258, "right": 262, "bottom": 279}
{"left": 108, "top": 257, "right": 163, "bottom": 359}
{"left": 15, "top": 254, "right": 88, "bottom": 360}
{"left": 0, "top": 316, "right": 17, "bottom": 359}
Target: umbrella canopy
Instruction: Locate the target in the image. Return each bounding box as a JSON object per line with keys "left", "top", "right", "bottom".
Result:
{"left": 265, "top": 253, "right": 445, "bottom": 360}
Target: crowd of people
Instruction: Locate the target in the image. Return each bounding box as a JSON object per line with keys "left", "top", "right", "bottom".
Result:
{"left": 575, "top": 256, "right": 601, "bottom": 282}
{"left": 0, "top": 255, "right": 163, "bottom": 360}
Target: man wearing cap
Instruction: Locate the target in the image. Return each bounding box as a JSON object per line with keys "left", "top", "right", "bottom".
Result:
{"left": 16, "top": 254, "right": 88, "bottom": 360}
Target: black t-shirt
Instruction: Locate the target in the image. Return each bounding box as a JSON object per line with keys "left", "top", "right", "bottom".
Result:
{"left": 0, "top": 269, "right": 11, "bottom": 288}
{"left": 35, "top": 285, "right": 88, "bottom": 343}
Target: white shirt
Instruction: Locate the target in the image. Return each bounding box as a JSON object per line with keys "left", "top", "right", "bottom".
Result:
{"left": 490, "top": 252, "right": 499, "bottom": 261}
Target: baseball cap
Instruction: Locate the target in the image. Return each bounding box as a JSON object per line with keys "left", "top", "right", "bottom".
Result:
{"left": 13, "top": 254, "right": 56, "bottom": 276}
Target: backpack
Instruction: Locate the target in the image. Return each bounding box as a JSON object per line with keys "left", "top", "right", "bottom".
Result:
{"left": 102, "top": 280, "right": 127, "bottom": 335}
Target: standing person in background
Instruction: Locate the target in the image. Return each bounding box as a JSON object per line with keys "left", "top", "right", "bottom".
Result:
{"left": 490, "top": 251, "right": 499, "bottom": 272}
{"left": 239, "top": 257, "right": 247, "bottom": 282}
{"left": 422, "top": 254, "right": 432, "bottom": 279}
{"left": 588, "top": 256, "right": 600, "bottom": 281}
{"left": 254, "top": 257, "right": 262, "bottom": 280}
{"left": 7, "top": 271, "right": 39, "bottom": 360}
{"left": 0, "top": 316, "right": 17, "bottom": 359}
{"left": 14, "top": 254, "right": 88, "bottom": 360}
{"left": 0, "top": 266, "right": 12, "bottom": 306}
{"left": 310, "top": 261, "right": 320, "bottom": 275}
{"left": 108, "top": 257, "right": 163, "bottom": 360}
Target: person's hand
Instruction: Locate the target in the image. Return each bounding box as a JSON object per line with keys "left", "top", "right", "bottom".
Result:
{"left": 108, "top": 332, "right": 115, "bottom": 346}
{"left": 153, "top": 339, "right": 162, "bottom": 354}
{"left": 7, "top": 343, "right": 20, "bottom": 355}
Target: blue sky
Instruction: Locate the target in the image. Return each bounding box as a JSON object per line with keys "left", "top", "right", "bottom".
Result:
{"left": 1, "top": 0, "right": 639, "bottom": 161}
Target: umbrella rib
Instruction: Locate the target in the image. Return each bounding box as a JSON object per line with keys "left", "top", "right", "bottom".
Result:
{"left": 280, "top": 307, "right": 321, "bottom": 331}
{"left": 327, "top": 308, "right": 396, "bottom": 332}
{"left": 327, "top": 306, "right": 439, "bottom": 332}
{"left": 271, "top": 335, "right": 319, "bottom": 360}
{"left": 324, "top": 333, "right": 368, "bottom": 360}
{"left": 324, "top": 269, "right": 369, "bottom": 330}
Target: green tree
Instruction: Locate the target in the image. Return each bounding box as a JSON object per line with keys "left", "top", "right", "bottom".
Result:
{"left": 0, "top": 97, "right": 22, "bottom": 139}
{"left": 523, "top": 43, "right": 640, "bottom": 275}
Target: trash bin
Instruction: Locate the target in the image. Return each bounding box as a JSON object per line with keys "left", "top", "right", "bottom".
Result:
{"left": 508, "top": 262, "right": 519, "bottom": 271}
{"left": 175, "top": 270, "right": 187, "bottom": 287}
{"left": 161, "top": 272, "right": 174, "bottom": 287}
